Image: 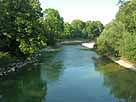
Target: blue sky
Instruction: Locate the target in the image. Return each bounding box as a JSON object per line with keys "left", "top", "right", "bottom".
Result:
{"left": 39, "top": 0, "right": 119, "bottom": 24}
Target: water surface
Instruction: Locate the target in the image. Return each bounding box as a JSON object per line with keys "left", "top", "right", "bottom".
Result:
{"left": 0, "top": 45, "right": 136, "bottom": 102}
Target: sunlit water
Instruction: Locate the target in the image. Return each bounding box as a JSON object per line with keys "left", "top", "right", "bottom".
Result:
{"left": 0, "top": 45, "right": 136, "bottom": 102}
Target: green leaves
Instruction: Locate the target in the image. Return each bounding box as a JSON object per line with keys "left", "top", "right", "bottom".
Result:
{"left": 63, "top": 20, "right": 104, "bottom": 39}
{"left": 120, "top": 32, "right": 136, "bottom": 61}
{"left": 43, "top": 8, "right": 64, "bottom": 46}
{"left": 83, "top": 21, "right": 104, "bottom": 39}
{"left": 97, "top": 0, "right": 136, "bottom": 62}
{"left": 0, "top": 0, "right": 46, "bottom": 57}
{"left": 116, "top": 0, "right": 136, "bottom": 32}
{"left": 71, "top": 19, "right": 85, "bottom": 38}
{"left": 97, "top": 21, "right": 126, "bottom": 56}
{"left": 63, "top": 23, "right": 74, "bottom": 39}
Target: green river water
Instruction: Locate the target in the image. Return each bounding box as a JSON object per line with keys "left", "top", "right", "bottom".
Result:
{"left": 0, "top": 45, "right": 136, "bottom": 102}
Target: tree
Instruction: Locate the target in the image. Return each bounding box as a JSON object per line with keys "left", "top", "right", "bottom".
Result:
{"left": 62, "top": 20, "right": 104, "bottom": 40}
{"left": 90, "top": 21, "right": 104, "bottom": 37}
{"left": 63, "top": 22, "right": 74, "bottom": 39}
{"left": 71, "top": 19, "right": 85, "bottom": 38}
{"left": 83, "top": 21, "right": 104, "bottom": 39}
{"left": 0, "top": 0, "right": 11, "bottom": 52}
{"left": 0, "top": 0, "right": 46, "bottom": 57}
{"left": 116, "top": 0, "right": 136, "bottom": 33}
{"left": 120, "top": 32, "right": 136, "bottom": 61}
{"left": 97, "top": 0, "right": 136, "bottom": 62}
{"left": 82, "top": 21, "right": 93, "bottom": 38}
{"left": 97, "top": 21, "right": 126, "bottom": 56}
{"left": 43, "top": 8, "right": 64, "bottom": 46}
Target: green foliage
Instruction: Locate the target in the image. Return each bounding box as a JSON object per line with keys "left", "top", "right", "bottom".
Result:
{"left": 97, "top": 21, "right": 126, "bottom": 56}
{"left": 90, "top": 21, "right": 104, "bottom": 37}
{"left": 63, "top": 20, "right": 104, "bottom": 39}
{"left": 63, "top": 23, "right": 74, "bottom": 39}
{"left": 71, "top": 19, "right": 85, "bottom": 38}
{"left": 43, "top": 8, "right": 64, "bottom": 46}
{"left": 120, "top": 33, "right": 136, "bottom": 61}
{"left": 97, "top": 0, "right": 136, "bottom": 62}
{"left": 0, "top": 0, "right": 46, "bottom": 57}
{"left": 116, "top": 0, "right": 136, "bottom": 32}
{"left": 83, "top": 21, "right": 104, "bottom": 39}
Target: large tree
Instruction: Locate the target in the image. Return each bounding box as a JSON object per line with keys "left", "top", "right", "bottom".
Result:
{"left": 71, "top": 19, "right": 85, "bottom": 38}
{"left": 116, "top": 0, "right": 136, "bottom": 33}
{"left": 82, "top": 21, "right": 104, "bottom": 39}
{"left": 63, "top": 22, "right": 74, "bottom": 39}
{"left": 97, "top": 0, "right": 136, "bottom": 62}
{"left": 97, "top": 21, "right": 126, "bottom": 56}
{"left": 0, "top": 0, "right": 46, "bottom": 57}
{"left": 43, "top": 8, "right": 64, "bottom": 46}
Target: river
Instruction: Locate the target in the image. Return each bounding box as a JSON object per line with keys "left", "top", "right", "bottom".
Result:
{"left": 0, "top": 45, "right": 136, "bottom": 102}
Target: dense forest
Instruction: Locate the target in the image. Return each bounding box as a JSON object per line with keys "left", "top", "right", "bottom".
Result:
{"left": 0, "top": 0, "right": 103, "bottom": 64}
{"left": 97, "top": 0, "right": 136, "bottom": 62}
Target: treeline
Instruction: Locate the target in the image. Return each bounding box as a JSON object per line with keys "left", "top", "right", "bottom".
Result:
{"left": 0, "top": 0, "right": 104, "bottom": 60}
{"left": 63, "top": 20, "right": 104, "bottom": 40}
{"left": 44, "top": 11, "right": 104, "bottom": 44}
{"left": 97, "top": 0, "right": 136, "bottom": 62}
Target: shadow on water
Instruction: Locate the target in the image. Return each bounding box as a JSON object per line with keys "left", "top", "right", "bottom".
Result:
{"left": 0, "top": 64, "right": 47, "bottom": 102}
{"left": 39, "top": 49, "right": 64, "bottom": 82}
{"left": 0, "top": 49, "right": 64, "bottom": 102}
{"left": 96, "top": 57, "right": 136, "bottom": 102}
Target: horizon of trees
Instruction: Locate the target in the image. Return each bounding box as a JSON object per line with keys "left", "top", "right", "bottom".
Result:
{"left": 63, "top": 20, "right": 104, "bottom": 40}
{"left": 0, "top": 0, "right": 104, "bottom": 61}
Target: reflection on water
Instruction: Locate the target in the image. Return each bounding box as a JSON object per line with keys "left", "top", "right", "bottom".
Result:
{"left": 96, "top": 57, "right": 136, "bottom": 102}
{"left": 40, "top": 50, "right": 64, "bottom": 82}
{"left": 0, "top": 64, "right": 47, "bottom": 102}
{"left": 1, "top": 45, "right": 136, "bottom": 102}
{"left": 0, "top": 49, "right": 64, "bottom": 102}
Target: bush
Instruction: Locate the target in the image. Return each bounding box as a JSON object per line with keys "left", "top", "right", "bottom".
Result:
{"left": 120, "top": 33, "right": 136, "bottom": 62}
{"left": 96, "top": 21, "right": 126, "bottom": 56}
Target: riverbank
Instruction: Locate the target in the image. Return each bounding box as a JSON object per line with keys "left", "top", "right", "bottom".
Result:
{"left": 109, "top": 56, "right": 136, "bottom": 71}
{"left": 44, "top": 46, "right": 62, "bottom": 52}
{"left": 0, "top": 53, "right": 40, "bottom": 77}
{"left": 61, "top": 39, "right": 89, "bottom": 45}
{"left": 0, "top": 40, "right": 85, "bottom": 78}
{"left": 81, "top": 42, "right": 136, "bottom": 71}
